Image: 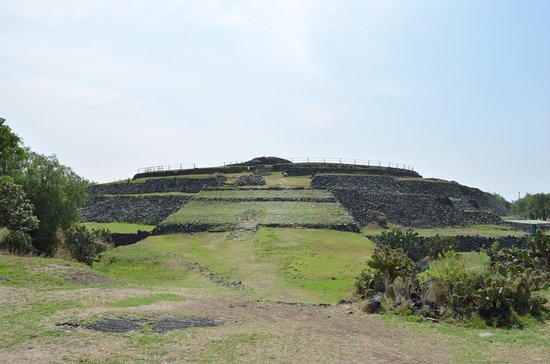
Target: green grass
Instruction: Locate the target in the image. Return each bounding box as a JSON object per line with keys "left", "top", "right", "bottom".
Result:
{"left": 94, "top": 234, "right": 211, "bottom": 288}
{"left": 415, "top": 224, "right": 525, "bottom": 237}
{"left": 263, "top": 172, "right": 311, "bottom": 188}
{"left": 363, "top": 224, "right": 525, "bottom": 238}
{"left": 101, "top": 192, "right": 195, "bottom": 197}
{"left": 421, "top": 251, "right": 491, "bottom": 281}
{"left": 79, "top": 222, "right": 155, "bottom": 233}
{"left": 0, "top": 299, "right": 83, "bottom": 348}
{"left": 96, "top": 228, "right": 375, "bottom": 303}
{"left": 107, "top": 293, "right": 185, "bottom": 307}
{"left": 0, "top": 254, "right": 108, "bottom": 289}
{"left": 195, "top": 189, "right": 333, "bottom": 200}
{"left": 378, "top": 313, "right": 550, "bottom": 363}
{"left": 161, "top": 200, "right": 354, "bottom": 228}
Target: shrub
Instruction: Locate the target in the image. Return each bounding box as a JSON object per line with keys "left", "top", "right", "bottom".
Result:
{"left": 375, "top": 229, "right": 426, "bottom": 262}
{"left": 356, "top": 245, "right": 417, "bottom": 299}
{"left": 487, "top": 231, "right": 549, "bottom": 273}
{"left": 368, "top": 245, "right": 417, "bottom": 287}
{"left": 59, "top": 225, "right": 112, "bottom": 265}
{"left": 0, "top": 230, "right": 33, "bottom": 255}
{"left": 357, "top": 245, "right": 549, "bottom": 327}
{"left": 425, "top": 235, "right": 457, "bottom": 260}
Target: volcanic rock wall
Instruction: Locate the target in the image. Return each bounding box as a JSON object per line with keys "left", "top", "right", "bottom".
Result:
{"left": 87, "top": 177, "right": 224, "bottom": 202}
{"left": 312, "top": 175, "right": 505, "bottom": 228}
{"left": 81, "top": 195, "right": 192, "bottom": 225}
{"left": 273, "top": 163, "right": 421, "bottom": 178}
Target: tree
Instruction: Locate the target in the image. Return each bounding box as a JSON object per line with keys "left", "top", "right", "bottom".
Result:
{"left": 511, "top": 193, "right": 550, "bottom": 220}
{"left": 492, "top": 193, "right": 511, "bottom": 211}
{"left": 0, "top": 176, "right": 39, "bottom": 232}
{"left": 19, "top": 152, "right": 89, "bottom": 254}
{"left": 0, "top": 118, "right": 27, "bottom": 176}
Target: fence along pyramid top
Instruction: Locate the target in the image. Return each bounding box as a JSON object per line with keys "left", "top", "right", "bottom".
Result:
{"left": 134, "top": 156, "right": 419, "bottom": 179}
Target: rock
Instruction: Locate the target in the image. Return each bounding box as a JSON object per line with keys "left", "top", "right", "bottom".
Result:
{"left": 337, "top": 299, "right": 353, "bottom": 305}
{"left": 478, "top": 332, "right": 493, "bottom": 338}
{"left": 365, "top": 298, "right": 381, "bottom": 314}
{"left": 372, "top": 211, "right": 389, "bottom": 228}
{"left": 415, "top": 259, "right": 430, "bottom": 273}
{"left": 235, "top": 174, "right": 266, "bottom": 186}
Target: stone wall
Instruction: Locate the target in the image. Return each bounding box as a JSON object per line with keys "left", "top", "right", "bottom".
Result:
{"left": 133, "top": 166, "right": 248, "bottom": 179}
{"left": 111, "top": 231, "right": 152, "bottom": 247}
{"left": 416, "top": 235, "right": 527, "bottom": 252}
{"left": 273, "top": 163, "right": 421, "bottom": 178}
{"left": 312, "top": 174, "right": 505, "bottom": 228}
{"left": 87, "top": 176, "right": 224, "bottom": 202}
{"left": 81, "top": 195, "right": 192, "bottom": 225}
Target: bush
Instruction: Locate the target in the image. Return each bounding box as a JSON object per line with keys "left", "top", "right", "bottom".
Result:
{"left": 356, "top": 245, "right": 417, "bottom": 299}
{"left": 357, "top": 245, "right": 549, "bottom": 327}
{"left": 0, "top": 230, "right": 33, "bottom": 255}
{"left": 375, "top": 229, "right": 426, "bottom": 262}
{"left": 59, "top": 225, "right": 112, "bottom": 265}
{"left": 487, "top": 231, "right": 549, "bottom": 273}
{"left": 425, "top": 235, "right": 457, "bottom": 260}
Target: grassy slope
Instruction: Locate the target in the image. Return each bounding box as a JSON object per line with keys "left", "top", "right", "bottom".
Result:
{"left": 1, "top": 231, "right": 548, "bottom": 362}
{"left": 195, "top": 189, "right": 332, "bottom": 199}
{"left": 162, "top": 200, "right": 354, "bottom": 227}
{"left": 95, "top": 228, "right": 375, "bottom": 303}
{"left": 79, "top": 222, "right": 156, "bottom": 233}
{"left": 263, "top": 172, "right": 311, "bottom": 188}
{"left": 0, "top": 254, "right": 109, "bottom": 289}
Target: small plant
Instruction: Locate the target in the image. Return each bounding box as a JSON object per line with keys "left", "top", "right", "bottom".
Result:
{"left": 0, "top": 230, "right": 33, "bottom": 255}
{"left": 59, "top": 225, "right": 113, "bottom": 265}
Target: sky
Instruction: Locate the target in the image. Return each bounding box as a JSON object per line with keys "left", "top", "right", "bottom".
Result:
{"left": 0, "top": 0, "right": 548, "bottom": 201}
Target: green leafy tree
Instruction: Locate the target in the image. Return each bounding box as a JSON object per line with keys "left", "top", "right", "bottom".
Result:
{"left": 0, "top": 118, "right": 27, "bottom": 176}
{"left": 492, "top": 193, "right": 511, "bottom": 211}
{"left": 19, "top": 152, "right": 89, "bottom": 254}
{"left": 0, "top": 176, "right": 39, "bottom": 232}
{"left": 511, "top": 193, "right": 550, "bottom": 219}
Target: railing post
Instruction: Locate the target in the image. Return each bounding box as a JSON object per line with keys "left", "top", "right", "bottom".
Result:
{"left": 307, "top": 157, "right": 309, "bottom": 163}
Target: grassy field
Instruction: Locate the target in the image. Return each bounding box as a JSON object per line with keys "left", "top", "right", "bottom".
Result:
{"left": 101, "top": 192, "right": 195, "bottom": 197}
{"left": 263, "top": 172, "right": 311, "bottom": 188}
{"left": 363, "top": 224, "right": 526, "bottom": 238}
{"left": 1, "top": 228, "right": 549, "bottom": 362}
{"left": 79, "top": 222, "right": 156, "bottom": 233}
{"left": 95, "top": 228, "right": 374, "bottom": 303}
{"left": 161, "top": 200, "right": 354, "bottom": 228}
{"left": 195, "top": 189, "right": 333, "bottom": 200}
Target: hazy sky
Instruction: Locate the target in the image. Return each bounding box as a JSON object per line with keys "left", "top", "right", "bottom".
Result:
{"left": 1, "top": 0, "right": 548, "bottom": 200}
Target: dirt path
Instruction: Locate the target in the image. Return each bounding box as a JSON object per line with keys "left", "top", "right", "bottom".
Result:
{"left": 1, "top": 285, "right": 548, "bottom": 363}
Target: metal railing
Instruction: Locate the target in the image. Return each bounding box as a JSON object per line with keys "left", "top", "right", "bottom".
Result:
{"left": 137, "top": 163, "right": 196, "bottom": 174}
{"left": 141, "top": 157, "right": 414, "bottom": 173}
{"left": 223, "top": 161, "right": 244, "bottom": 166}
{"left": 287, "top": 157, "right": 414, "bottom": 171}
